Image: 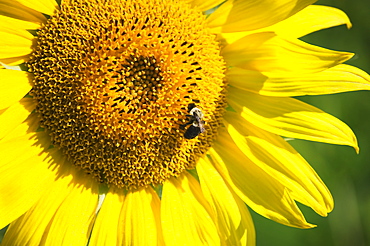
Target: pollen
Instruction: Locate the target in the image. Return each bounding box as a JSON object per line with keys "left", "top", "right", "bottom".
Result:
{"left": 28, "top": 0, "right": 226, "bottom": 189}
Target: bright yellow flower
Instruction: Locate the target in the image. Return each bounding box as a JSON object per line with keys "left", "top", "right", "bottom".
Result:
{"left": 1, "top": 0, "right": 369, "bottom": 245}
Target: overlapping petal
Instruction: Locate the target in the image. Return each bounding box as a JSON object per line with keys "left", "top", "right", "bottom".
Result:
{"left": 40, "top": 172, "right": 99, "bottom": 246}
{"left": 197, "top": 157, "right": 255, "bottom": 246}
{"left": 224, "top": 111, "right": 333, "bottom": 216}
{"left": 0, "top": 15, "right": 40, "bottom": 31}
{"left": 227, "top": 64, "right": 370, "bottom": 97}
{"left": 0, "top": 28, "right": 34, "bottom": 62}
{"left": 1, "top": 113, "right": 40, "bottom": 142}
{"left": 207, "top": 0, "right": 316, "bottom": 33}
{"left": 0, "top": 56, "right": 30, "bottom": 66}
{"left": 119, "top": 187, "right": 163, "bottom": 246}
{"left": 186, "top": 0, "right": 224, "bottom": 12}
{"left": 0, "top": 0, "right": 46, "bottom": 24}
{"left": 227, "top": 87, "right": 358, "bottom": 151}
{"left": 221, "top": 32, "right": 353, "bottom": 75}
{"left": 161, "top": 173, "right": 220, "bottom": 245}
{"left": 1, "top": 159, "right": 77, "bottom": 246}
{"left": 260, "top": 5, "right": 351, "bottom": 38}
{"left": 210, "top": 130, "right": 314, "bottom": 228}
{"left": 14, "top": 0, "right": 58, "bottom": 16}
{"left": 0, "top": 98, "right": 35, "bottom": 140}
{"left": 219, "top": 5, "right": 351, "bottom": 44}
{"left": 89, "top": 188, "right": 123, "bottom": 246}
{"left": 0, "top": 131, "right": 53, "bottom": 230}
{"left": 0, "top": 69, "right": 33, "bottom": 110}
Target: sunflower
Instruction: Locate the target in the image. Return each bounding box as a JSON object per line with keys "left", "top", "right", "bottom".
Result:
{"left": 1, "top": 0, "right": 370, "bottom": 245}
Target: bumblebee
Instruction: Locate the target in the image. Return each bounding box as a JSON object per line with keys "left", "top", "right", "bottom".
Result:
{"left": 181, "top": 103, "right": 205, "bottom": 139}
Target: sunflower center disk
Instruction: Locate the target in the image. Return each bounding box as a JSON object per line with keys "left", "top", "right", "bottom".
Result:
{"left": 29, "top": 0, "right": 226, "bottom": 189}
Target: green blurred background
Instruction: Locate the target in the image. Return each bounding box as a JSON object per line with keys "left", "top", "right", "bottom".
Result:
{"left": 251, "top": 0, "right": 370, "bottom": 245}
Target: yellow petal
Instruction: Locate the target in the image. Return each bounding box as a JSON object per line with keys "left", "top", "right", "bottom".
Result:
{"left": 15, "top": 0, "right": 59, "bottom": 16}
{"left": 40, "top": 172, "right": 99, "bottom": 246}
{"left": 227, "top": 64, "right": 370, "bottom": 97}
{"left": 1, "top": 159, "right": 77, "bottom": 246}
{"left": 161, "top": 173, "right": 220, "bottom": 245}
{"left": 233, "top": 194, "right": 256, "bottom": 246}
{"left": 207, "top": 0, "right": 315, "bottom": 33}
{"left": 227, "top": 87, "right": 358, "bottom": 151}
{"left": 186, "top": 0, "right": 225, "bottom": 12}
{"left": 0, "top": 69, "right": 32, "bottom": 110}
{"left": 0, "top": 15, "right": 40, "bottom": 30}
{"left": 0, "top": 132, "right": 55, "bottom": 230}
{"left": 219, "top": 5, "right": 351, "bottom": 43}
{"left": 0, "top": 55, "right": 30, "bottom": 66}
{"left": 225, "top": 111, "right": 333, "bottom": 216}
{"left": 119, "top": 187, "right": 163, "bottom": 246}
{"left": 221, "top": 32, "right": 353, "bottom": 75}
{"left": 197, "top": 157, "right": 255, "bottom": 246}
{"left": 265, "top": 5, "right": 352, "bottom": 38}
{"left": 0, "top": 60, "right": 23, "bottom": 70}
{"left": 0, "top": 29, "right": 34, "bottom": 60}
{"left": 0, "top": 18, "right": 36, "bottom": 38}
{"left": 89, "top": 188, "right": 124, "bottom": 246}
{"left": 0, "top": 97, "right": 35, "bottom": 140}
{"left": 0, "top": 112, "right": 39, "bottom": 142}
{"left": 209, "top": 130, "right": 314, "bottom": 228}
{"left": 0, "top": 0, "right": 47, "bottom": 24}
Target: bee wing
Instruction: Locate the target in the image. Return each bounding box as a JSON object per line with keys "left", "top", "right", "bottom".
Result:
{"left": 199, "top": 120, "right": 206, "bottom": 133}
{"left": 184, "top": 125, "right": 201, "bottom": 139}
{"left": 193, "top": 114, "right": 201, "bottom": 123}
